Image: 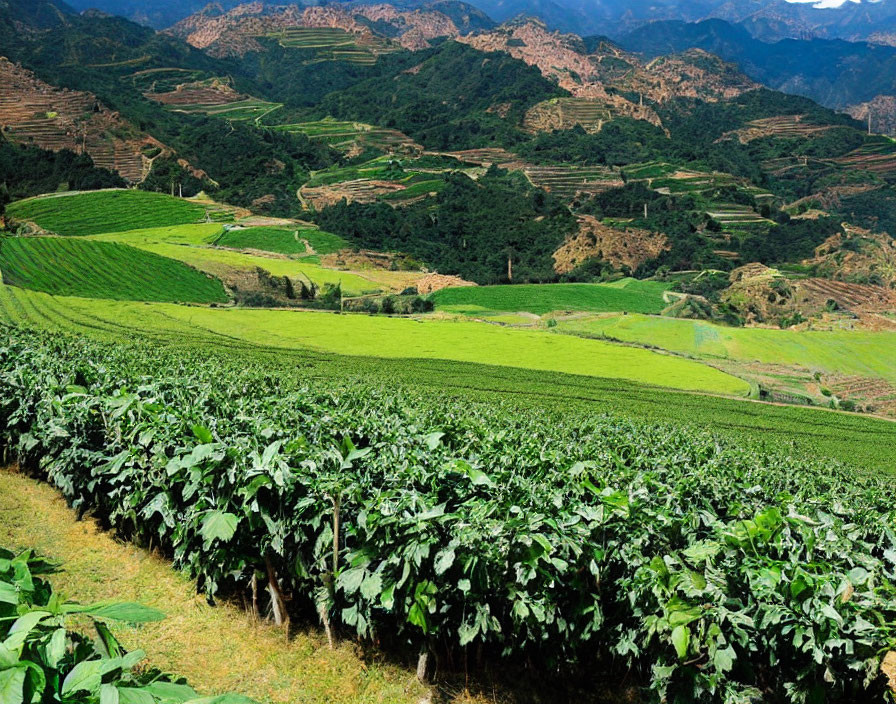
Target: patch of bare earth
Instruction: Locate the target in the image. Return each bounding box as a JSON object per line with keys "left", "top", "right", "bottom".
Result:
{"left": 553, "top": 215, "right": 669, "bottom": 274}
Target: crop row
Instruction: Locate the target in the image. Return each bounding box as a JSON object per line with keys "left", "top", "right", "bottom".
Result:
{"left": 3, "top": 328, "right": 896, "bottom": 702}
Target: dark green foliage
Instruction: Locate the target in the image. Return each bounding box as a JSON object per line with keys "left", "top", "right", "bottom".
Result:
{"left": 314, "top": 42, "right": 567, "bottom": 149}
{"left": 514, "top": 121, "right": 671, "bottom": 167}
{"left": 0, "top": 136, "right": 125, "bottom": 200}
{"left": 314, "top": 168, "right": 576, "bottom": 284}
{"left": 739, "top": 217, "right": 843, "bottom": 264}
{"left": 5, "top": 329, "right": 896, "bottom": 703}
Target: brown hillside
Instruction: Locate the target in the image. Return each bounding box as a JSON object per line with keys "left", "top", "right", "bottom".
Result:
{"left": 552, "top": 215, "right": 669, "bottom": 274}
{"left": 805, "top": 224, "right": 896, "bottom": 289}
{"left": 0, "top": 58, "right": 170, "bottom": 183}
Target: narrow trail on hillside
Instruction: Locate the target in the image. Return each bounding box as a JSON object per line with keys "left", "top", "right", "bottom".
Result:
{"left": 0, "top": 468, "right": 427, "bottom": 704}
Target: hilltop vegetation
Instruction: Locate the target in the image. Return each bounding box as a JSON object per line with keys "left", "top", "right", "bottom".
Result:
{"left": 315, "top": 168, "right": 575, "bottom": 284}
{"left": 314, "top": 41, "right": 566, "bottom": 149}
{"left": 7, "top": 190, "right": 212, "bottom": 236}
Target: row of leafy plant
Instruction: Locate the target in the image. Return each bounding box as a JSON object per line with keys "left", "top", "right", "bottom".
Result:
{"left": 3, "top": 327, "right": 896, "bottom": 702}
{"left": 0, "top": 545, "right": 252, "bottom": 704}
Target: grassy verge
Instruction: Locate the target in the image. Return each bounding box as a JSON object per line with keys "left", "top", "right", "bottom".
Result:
{"left": 0, "top": 468, "right": 428, "bottom": 704}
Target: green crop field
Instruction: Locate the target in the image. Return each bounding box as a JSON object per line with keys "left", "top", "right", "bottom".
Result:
{"left": 87, "top": 224, "right": 379, "bottom": 295}
{"left": 0, "top": 284, "right": 748, "bottom": 395}
{"left": 432, "top": 278, "right": 670, "bottom": 315}
{"left": 215, "top": 226, "right": 347, "bottom": 255}
{"left": 4, "top": 324, "right": 896, "bottom": 703}
{"left": 1, "top": 282, "right": 892, "bottom": 473}
{"left": 0, "top": 237, "right": 228, "bottom": 303}
{"left": 7, "top": 190, "right": 215, "bottom": 237}
{"left": 557, "top": 313, "right": 896, "bottom": 382}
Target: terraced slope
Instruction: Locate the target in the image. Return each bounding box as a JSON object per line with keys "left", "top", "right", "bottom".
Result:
{"left": 215, "top": 226, "right": 347, "bottom": 255}
{"left": 432, "top": 279, "right": 670, "bottom": 315}
{"left": 0, "top": 237, "right": 228, "bottom": 303}
{"left": 8, "top": 191, "right": 213, "bottom": 237}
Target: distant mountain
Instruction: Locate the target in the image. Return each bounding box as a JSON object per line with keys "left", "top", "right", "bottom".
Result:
{"left": 615, "top": 18, "right": 896, "bottom": 109}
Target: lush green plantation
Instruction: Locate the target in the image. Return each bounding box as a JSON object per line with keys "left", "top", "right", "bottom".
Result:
{"left": 85, "top": 224, "right": 380, "bottom": 295}
{"left": 0, "top": 284, "right": 746, "bottom": 395}
{"left": 0, "top": 237, "right": 228, "bottom": 303}
{"left": 557, "top": 314, "right": 896, "bottom": 382}
{"left": 173, "top": 99, "right": 282, "bottom": 122}
{"left": 7, "top": 191, "right": 215, "bottom": 236}
{"left": 432, "top": 279, "right": 670, "bottom": 315}
{"left": 215, "top": 226, "right": 347, "bottom": 255}
{"left": 4, "top": 328, "right": 896, "bottom": 704}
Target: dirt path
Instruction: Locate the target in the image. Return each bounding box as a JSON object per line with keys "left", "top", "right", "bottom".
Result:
{"left": 0, "top": 468, "right": 428, "bottom": 704}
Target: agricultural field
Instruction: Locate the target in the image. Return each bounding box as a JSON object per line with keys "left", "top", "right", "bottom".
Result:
{"left": 7, "top": 190, "right": 217, "bottom": 236}
{"left": 214, "top": 226, "right": 348, "bottom": 255}
{"left": 275, "top": 119, "right": 420, "bottom": 154}
{"left": 556, "top": 313, "right": 896, "bottom": 382}
{"left": 0, "top": 284, "right": 748, "bottom": 395}
{"left": 270, "top": 27, "right": 398, "bottom": 64}
{"left": 3, "top": 327, "right": 896, "bottom": 704}
{"left": 173, "top": 98, "right": 282, "bottom": 122}
{"left": 830, "top": 137, "right": 896, "bottom": 177}
{"left": 0, "top": 237, "right": 228, "bottom": 303}
{"left": 432, "top": 278, "right": 670, "bottom": 316}
{"left": 87, "top": 225, "right": 383, "bottom": 296}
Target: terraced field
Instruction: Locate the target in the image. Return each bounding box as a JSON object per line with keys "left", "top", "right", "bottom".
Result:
{"left": 8, "top": 190, "right": 215, "bottom": 236}
{"left": 522, "top": 97, "right": 615, "bottom": 133}
{"left": 556, "top": 313, "right": 896, "bottom": 383}
{"left": 832, "top": 138, "right": 896, "bottom": 177}
{"left": 87, "top": 225, "right": 380, "bottom": 296}
{"left": 271, "top": 27, "right": 398, "bottom": 64}
{"left": 275, "top": 119, "right": 419, "bottom": 153}
{"left": 0, "top": 237, "right": 227, "bottom": 303}
{"left": 524, "top": 165, "right": 623, "bottom": 200}
{"left": 215, "top": 225, "right": 347, "bottom": 255}
{"left": 432, "top": 278, "right": 670, "bottom": 316}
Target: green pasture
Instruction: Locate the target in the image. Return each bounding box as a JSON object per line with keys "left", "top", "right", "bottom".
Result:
{"left": 432, "top": 278, "right": 670, "bottom": 316}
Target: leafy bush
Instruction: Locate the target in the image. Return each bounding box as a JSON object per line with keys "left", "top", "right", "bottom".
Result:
{"left": 2, "top": 329, "right": 896, "bottom": 702}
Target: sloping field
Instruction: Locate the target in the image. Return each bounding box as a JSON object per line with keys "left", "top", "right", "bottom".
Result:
{"left": 215, "top": 226, "right": 347, "bottom": 255}
{"left": 831, "top": 139, "right": 896, "bottom": 177}
{"left": 87, "top": 224, "right": 400, "bottom": 295}
{"left": 557, "top": 313, "right": 896, "bottom": 382}
{"left": 272, "top": 27, "right": 398, "bottom": 64}
{"left": 432, "top": 279, "right": 670, "bottom": 315}
{"left": 8, "top": 190, "right": 213, "bottom": 236}
{"left": 0, "top": 284, "right": 748, "bottom": 395}
{"left": 276, "top": 119, "right": 419, "bottom": 153}
{"left": 0, "top": 237, "right": 227, "bottom": 303}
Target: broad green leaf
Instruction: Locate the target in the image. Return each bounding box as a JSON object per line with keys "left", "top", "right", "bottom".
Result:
{"left": 191, "top": 425, "right": 214, "bottom": 444}
{"left": 74, "top": 603, "right": 165, "bottom": 623}
{"left": 61, "top": 660, "right": 104, "bottom": 696}
{"left": 0, "top": 667, "right": 25, "bottom": 704}
{"left": 713, "top": 645, "right": 736, "bottom": 673}
{"left": 100, "top": 684, "right": 120, "bottom": 704}
{"left": 46, "top": 628, "right": 66, "bottom": 668}
{"left": 0, "top": 582, "right": 17, "bottom": 605}
{"left": 200, "top": 511, "right": 239, "bottom": 545}
{"left": 8, "top": 611, "right": 50, "bottom": 635}
{"left": 336, "top": 567, "right": 365, "bottom": 595}
{"left": 424, "top": 432, "right": 444, "bottom": 450}
{"left": 671, "top": 625, "right": 690, "bottom": 659}
{"left": 118, "top": 687, "right": 156, "bottom": 704}
{"left": 144, "top": 682, "right": 199, "bottom": 704}
{"left": 434, "top": 548, "right": 455, "bottom": 576}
